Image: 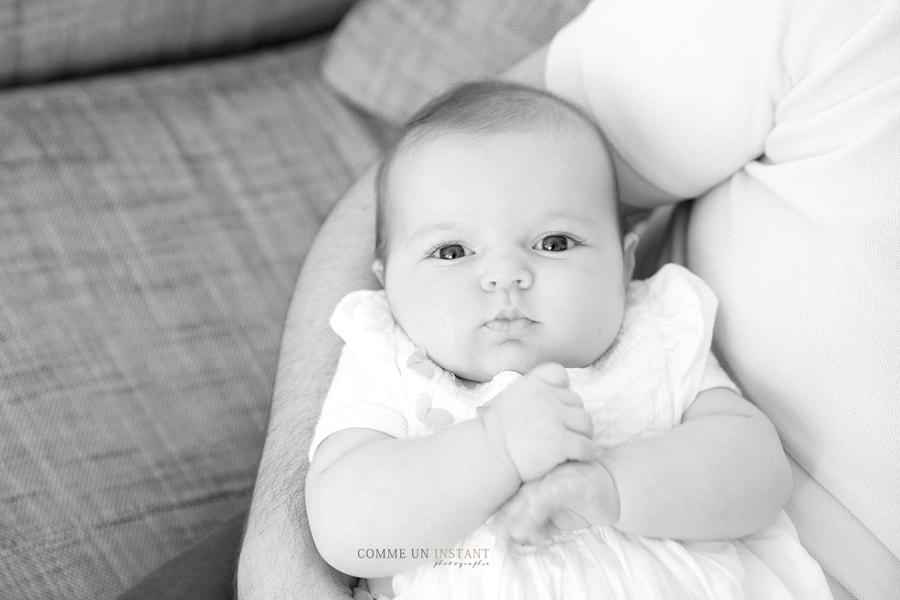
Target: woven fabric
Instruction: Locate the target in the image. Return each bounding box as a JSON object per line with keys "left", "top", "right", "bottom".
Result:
{"left": 321, "top": 0, "right": 588, "bottom": 124}
{"left": 0, "top": 37, "right": 388, "bottom": 600}
{"left": 0, "top": 0, "right": 357, "bottom": 87}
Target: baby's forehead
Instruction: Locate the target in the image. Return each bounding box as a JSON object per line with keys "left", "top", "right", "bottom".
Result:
{"left": 395, "top": 124, "right": 610, "bottom": 186}
{"left": 391, "top": 131, "right": 617, "bottom": 215}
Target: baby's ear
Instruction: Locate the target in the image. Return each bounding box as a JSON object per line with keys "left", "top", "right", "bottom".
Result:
{"left": 372, "top": 259, "right": 386, "bottom": 286}
{"left": 622, "top": 232, "right": 640, "bottom": 283}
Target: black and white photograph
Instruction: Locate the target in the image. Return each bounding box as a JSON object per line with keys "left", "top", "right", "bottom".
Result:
{"left": 1, "top": 1, "right": 898, "bottom": 599}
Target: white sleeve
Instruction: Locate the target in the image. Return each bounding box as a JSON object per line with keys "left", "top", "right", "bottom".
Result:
{"left": 546, "top": 0, "right": 896, "bottom": 202}
{"left": 307, "top": 343, "right": 408, "bottom": 462}
{"left": 547, "top": 0, "right": 783, "bottom": 200}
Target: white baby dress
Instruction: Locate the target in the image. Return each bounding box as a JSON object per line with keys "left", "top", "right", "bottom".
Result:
{"left": 309, "top": 264, "right": 832, "bottom": 600}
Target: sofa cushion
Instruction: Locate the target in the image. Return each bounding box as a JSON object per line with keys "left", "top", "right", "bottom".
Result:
{"left": 0, "top": 0, "right": 358, "bottom": 87}
{"left": 321, "top": 0, "right": 589, "bottom": 124}
{"left": 0, "top": 36, "right": 388, "bottom": 600}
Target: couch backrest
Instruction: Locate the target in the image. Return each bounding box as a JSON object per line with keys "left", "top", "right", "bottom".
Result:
{"left": 0, "top": 0, "right": 357, "bottom": 88}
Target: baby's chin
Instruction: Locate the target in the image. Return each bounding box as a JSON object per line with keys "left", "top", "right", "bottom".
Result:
{"left": 440, "top": 359, "right": 525, "bottom": 385}
{"left": 450, "top": 354, "right": 597, "bottom": 385}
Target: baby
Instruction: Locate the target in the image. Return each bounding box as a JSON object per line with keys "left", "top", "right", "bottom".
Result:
{"left": 305, "top": 81, "right": 832, "bottom": 599}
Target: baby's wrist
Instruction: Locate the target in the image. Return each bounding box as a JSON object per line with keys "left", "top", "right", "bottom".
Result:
{"left": 591, "top": 459, "right": 621, "bottom": 526}
{"left": 478, "top": 409, "right": 522, "bottom": 484}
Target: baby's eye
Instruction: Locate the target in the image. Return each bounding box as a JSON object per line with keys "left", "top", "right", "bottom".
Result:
{"left": 432, "top": 244, "right": 470, "bottom": 260}
{"left": 535, "top": 235, "right": 574, "bottom": 252}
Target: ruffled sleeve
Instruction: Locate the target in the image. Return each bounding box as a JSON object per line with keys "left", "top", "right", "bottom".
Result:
{"left": 639, "top": 264, "right": 737, "bottom": 421}
{"left": 308, "top": 290, "right": 408, "bottom": 461}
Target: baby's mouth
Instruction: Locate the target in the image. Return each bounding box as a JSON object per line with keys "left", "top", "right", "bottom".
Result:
{"left": 484, "top": 308, "right": 535, "bottom": 334}
{"left": 484, "top": 318, "right": 535, "bottom": 334}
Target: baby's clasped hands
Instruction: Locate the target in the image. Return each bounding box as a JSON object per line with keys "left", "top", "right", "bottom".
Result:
{"left": 478, "top": 362, "right": 596, "bottom": 483}
{"left": 492, "top": 460, "right": 621, "bottom": 546}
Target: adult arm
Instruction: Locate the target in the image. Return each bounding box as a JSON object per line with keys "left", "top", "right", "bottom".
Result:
{"left": 236, "top": 168, "right": 380, "bottom": 599}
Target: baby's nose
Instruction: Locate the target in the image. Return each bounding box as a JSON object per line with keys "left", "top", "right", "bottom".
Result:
{"left": 480, "top": 259, "right": 534, "bottom": 291}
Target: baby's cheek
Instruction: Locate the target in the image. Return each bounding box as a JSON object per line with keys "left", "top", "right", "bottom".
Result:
{"left": 412, "top": 319, "right": 460, "bottom": 359}
{"left": 432, "top": 334, "right": 501, "bottom": 383}
{"left": 428, "top": 336, "right": 476, "bottom": 377}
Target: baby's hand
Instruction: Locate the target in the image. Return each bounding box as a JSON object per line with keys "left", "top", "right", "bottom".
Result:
{"left": 492, "top": 460, "right": 620, "bottom": 546}
{"left": 479, "top": 363, "right": 595, "bottom": 482}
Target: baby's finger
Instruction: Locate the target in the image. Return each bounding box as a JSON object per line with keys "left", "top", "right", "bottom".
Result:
{"left": 509, "top": 520, "right": 555, "bottom": 547}
{"left": 563, "top": 406, "right": 594, "bottom": 438}
{"left": 492, "top": 485, "right": 537, "bottom": 539}
{"left": 504, "top": 490, "right": 564, "bottom": 544}
{"left": 527, "top": 362, "right": 569, "bottom": 388}
{"left": 563, "top": 434, "right": 598, "bottom": 463}
{"left": 550, "top": 508, "right": 593, "bottom": 532}
{"left": 496, "top": 505, "right": 545, "bottom": 544}
{"left": 556, "top": 389, "right": 587, "bottom": 407}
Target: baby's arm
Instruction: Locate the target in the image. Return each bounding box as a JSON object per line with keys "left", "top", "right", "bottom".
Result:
{"left": 494, "top": 386, "right": 792, "bottom": 542}
{"left": 306, "top": 363, "right": 595, "bottom": 578}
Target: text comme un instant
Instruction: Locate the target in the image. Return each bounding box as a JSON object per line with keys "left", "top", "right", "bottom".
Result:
{"left": 357, "top": 548, "right": 490, "bottom": 560}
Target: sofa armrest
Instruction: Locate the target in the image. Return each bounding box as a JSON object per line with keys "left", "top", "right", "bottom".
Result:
{"left": 0, "top": 0, "right": 358, "bottom": 87}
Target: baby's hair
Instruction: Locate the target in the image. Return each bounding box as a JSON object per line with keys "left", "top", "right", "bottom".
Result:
{"left": 375, "top": 80, "right": 624, "bottom": 261}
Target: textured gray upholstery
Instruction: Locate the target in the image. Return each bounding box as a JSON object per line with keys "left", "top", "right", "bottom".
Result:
{"left": 0, "top": 36, "right": 387, "bottom": 599}
{"left": 322, "top": 0, "right": 588, "bottom": 123}
{"left": 0, "top": 0, "right": 357, "bottom": 86}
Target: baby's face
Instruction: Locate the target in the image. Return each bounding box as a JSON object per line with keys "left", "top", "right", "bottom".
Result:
{"left": 379, "top": 130, "right": 635, "bottom": 383}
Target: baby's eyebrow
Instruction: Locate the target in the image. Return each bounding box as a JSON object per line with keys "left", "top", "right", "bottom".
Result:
{"left": 534, "top": 210, "right": 602, "bottom": 227}
{"left": 408, "top": 223, "right": 464, "bottom": 242}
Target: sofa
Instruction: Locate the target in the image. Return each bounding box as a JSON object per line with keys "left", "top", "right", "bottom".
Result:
{"left": 1, "top": 1, "right": 896, "bottom": 599}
